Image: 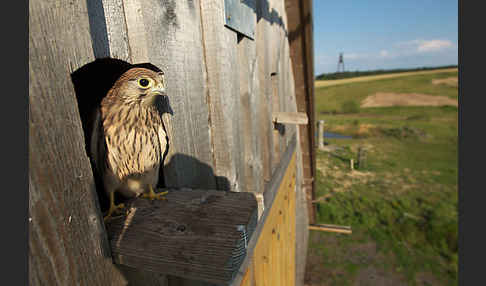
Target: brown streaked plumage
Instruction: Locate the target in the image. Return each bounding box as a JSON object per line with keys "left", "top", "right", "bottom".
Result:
{"left": 90, "top": 67, "right": 169, "bottom": 221}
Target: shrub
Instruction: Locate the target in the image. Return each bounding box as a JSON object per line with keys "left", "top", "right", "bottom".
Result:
{"left": 341, "top": 99, "right": 360, "bottom": 113}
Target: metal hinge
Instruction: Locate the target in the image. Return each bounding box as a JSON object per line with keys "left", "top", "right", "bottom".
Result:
{"left": 224, "top": 0, "right": 256, "bottom": 40}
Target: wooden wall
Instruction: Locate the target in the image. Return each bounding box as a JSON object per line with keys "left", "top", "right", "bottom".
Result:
{"left": 239, "top": 152, "right": 297, "bottom": 286}
{"left": 29, "top": 0, "right": 311, "bottom": 285}
{"left": 285, "top": 0, "right": 316, "bottom": 224}
{"left": 285, "top": 0, "right": 315, "bottom": 284}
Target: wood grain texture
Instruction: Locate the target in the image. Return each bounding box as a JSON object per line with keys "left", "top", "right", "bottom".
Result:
{"left": 272, "top": 112, "right": 309, "bottom": 125}
{"left": 281, "top": 34, "right": 299, "bottom": 147}
{"left": 106, "top": 189, "right": 258, "bottom": 285}
{"left": 308, "top": 224, "right": 352, "bottom": 234}
{"left": 293, "top": 127, "right": 309, "bottom": 286}
{"left": 137, "top": 0, "right": 217, "bottom": 190}
{"left": 231, "top": 135, "right": 296, "bottom": 286}
{"left": 123, "top": 0, "right": 150, "bottom": 62}
{"left": 97, "top": 0, "right": 131, "bottom": 61}
{"left": 256, "top": 0, "right": 274, "bottom": 183}
{"left": 285, "top": 0, "right": 316, "bottom": 226}
{"left": 237, "top": 149, "right": 296, "bottom": 286}
{"left": 271, "top": 73, "right": 281, "bottom": 168}
{"left": 200, "top": 0, "right": 241, "bottom": 192}
{"left": 29, "top": 0, "right": 129, "bottom": 285}
{"left": 237, "top": 36, "right": 263, "bottom": 196}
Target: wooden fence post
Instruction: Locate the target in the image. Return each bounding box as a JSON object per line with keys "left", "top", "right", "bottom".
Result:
{"left": 357, "top": 147, "right": 367, "bottom": 169}
{"left": 317, "top": 120, "right": 324, "bottom": 149}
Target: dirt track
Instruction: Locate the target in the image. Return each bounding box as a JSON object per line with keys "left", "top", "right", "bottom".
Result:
{"left": 432, "top": 77, "right": 458, "bottom": 87}
{"left": 361, "top": 92, "right": 458, "bottom": 108}
{"left": 315, "top": 68, "right": 458, "bottom": 88}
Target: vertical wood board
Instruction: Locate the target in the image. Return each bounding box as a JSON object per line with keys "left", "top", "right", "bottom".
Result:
{"left": 200, "top": 0, "right": 241, "bottom": 192}
{"left": 29, "top": 1, "right": 129, "bottom": 285}
{"left": 138, "top": 0, "right": 217, "bottom": 190}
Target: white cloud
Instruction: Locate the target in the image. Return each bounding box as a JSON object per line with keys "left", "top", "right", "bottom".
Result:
{"left": 417, "top": 40, "right": 453, "bottom": 52}
{"left": 379, "top": 50, "right": 390, "bottom": 58}
{"left": 314, "top": 39, "right": 457, "bottom": 74}
{"left": 396, "top": 39, "right": 454, "bottom": 53}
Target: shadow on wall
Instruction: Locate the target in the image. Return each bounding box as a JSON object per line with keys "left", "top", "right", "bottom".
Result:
{"left": 240, "top": 0, "right": 286, "bottom": 32}
{"left": 244, "top": 0, "right": 311, "bottom": 44}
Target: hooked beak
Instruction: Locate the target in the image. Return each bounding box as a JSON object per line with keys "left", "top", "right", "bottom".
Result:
{"left": 142, "top": 84, "right": 167, "bottom": 108}
{"left": 150, "top": 84, "right": 167, "bottom": 97}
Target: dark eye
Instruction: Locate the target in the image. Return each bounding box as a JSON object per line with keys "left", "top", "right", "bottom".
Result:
{"left": 138, "top": 78, "right": 150, "bottom": 88}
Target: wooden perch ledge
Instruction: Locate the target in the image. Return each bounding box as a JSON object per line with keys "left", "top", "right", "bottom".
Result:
{"left": 272, "top": 112, "right": 309, "bottom": 125}
{"left": 105, "top": 188, "right": 258, "bottom": 285}
{"left": 308, "top": 223, "right": 352, "bottom": 234}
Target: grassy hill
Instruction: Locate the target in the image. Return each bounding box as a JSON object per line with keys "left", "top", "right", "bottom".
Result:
{"left": 306, "top": 70, "right": 458, "bottom": 286}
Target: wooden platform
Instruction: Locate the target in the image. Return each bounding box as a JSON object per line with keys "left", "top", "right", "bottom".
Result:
{"left": 105, "top": 189, "right": 258, "bottom": 285}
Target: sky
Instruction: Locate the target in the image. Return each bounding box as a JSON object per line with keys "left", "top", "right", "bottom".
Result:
{"left": 312, "top": 0, "right": 458, "bottom": 75}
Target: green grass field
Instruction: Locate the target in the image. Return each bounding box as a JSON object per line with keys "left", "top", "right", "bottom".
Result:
{"left": 306, "top": 71, "right": 458, "bottom": 286}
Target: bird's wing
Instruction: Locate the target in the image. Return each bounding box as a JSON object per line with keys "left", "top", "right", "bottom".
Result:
{"left": 158, "top": 122, "right": 168, "bottom": 163}
{"left": 90, "top": 108, "right": 106, "bottom": 176}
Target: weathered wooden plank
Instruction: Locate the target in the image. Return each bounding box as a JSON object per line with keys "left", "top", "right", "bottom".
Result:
{"left": 237, "top": 35, "right": 263, "bottom": 196}
{"left": 134, "top": 0, "right": 217, "bottom": 190}
{"left": 272, "top": 112, "right": 309, "bottom": 125}
{"left": 273, "top": 0, "right": 288, "bottom": 163}
{"left": 106, "top": 189, "right": 258, "bottom": 285}
{"left": 267, "top": 0, "right": 283, "bottom": 171}
{"left": 281, "top": 33, "right": 299, "bottom": 147}
{"left": 309, "top": 224, "right": 353, "bottom": 234}
{"left": 200, "top": 0, "right": 241, "bottom": 192}
{"left": 29, "top": 1, "right": 130, "bottom": 285}
{"left": 86, "top": 0, "right": 110, "bottom": 59}
{"left": 285, "top": 0, "right": 316, "bottom": 229}
{"left": 230, "top": 135, "right": 296, "bottom": 286}
{"left": 256, "top": 0, "right": 274, "bottom": 183}
{"left": 271, "top": 73, "right": 282, "bottom": 168}
{"left": 123, "top": 0, "right": 150, "bottom": 62}
{"left": 95, "top": 0, "right": 131, "bottom": 61}
{"left": 293, "top": 132, "right": 309, "bottom": 286}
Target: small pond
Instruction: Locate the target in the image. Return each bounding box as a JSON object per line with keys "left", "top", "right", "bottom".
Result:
{"left": 315, "top": 131, "right": 353, "bottom": 139}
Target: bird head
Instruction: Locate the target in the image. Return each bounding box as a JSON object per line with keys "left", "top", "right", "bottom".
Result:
{"left": 108, "top": 67, "right": 167, "bottom": 108}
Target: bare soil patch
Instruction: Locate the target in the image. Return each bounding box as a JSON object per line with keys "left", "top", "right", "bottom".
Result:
{"left": 361, "top": 92, "right": 457, "bottom": 108}
{"left": 357, "top": 124, "right": 375, "bottom": 136}
{"left": 432, "top": 77, "right": 458, "bottom": 87}
{"left": 414, "top": 272, "right": 444, "bottom": 286}
{"left": 353, "top": 266, "right": 408, "bottom": 286}
{"left": 305, "top": 232, "right": 409, "bottom": 286}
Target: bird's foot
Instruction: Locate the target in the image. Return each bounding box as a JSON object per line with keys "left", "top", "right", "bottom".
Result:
{"left": 142, "top": 185, "right": 168, "bottom": 201}
{"left": 103, "top": 203, "right": 126, "bottom": 222}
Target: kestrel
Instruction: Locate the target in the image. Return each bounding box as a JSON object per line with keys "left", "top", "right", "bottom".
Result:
{"left": 90, "top": 67, "right": 169, "bottom": 221}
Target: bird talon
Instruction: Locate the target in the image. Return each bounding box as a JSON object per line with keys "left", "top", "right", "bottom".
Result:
{"left": 142, "top": 185, "right": 168, "bottom": 201}
{"left": 103, "top": 203, "right": 126, "bottom": 222}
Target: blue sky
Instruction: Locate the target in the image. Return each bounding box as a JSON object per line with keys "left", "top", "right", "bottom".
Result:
{"left": 312, "top": 0, "right": 458, "bottom": 75}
